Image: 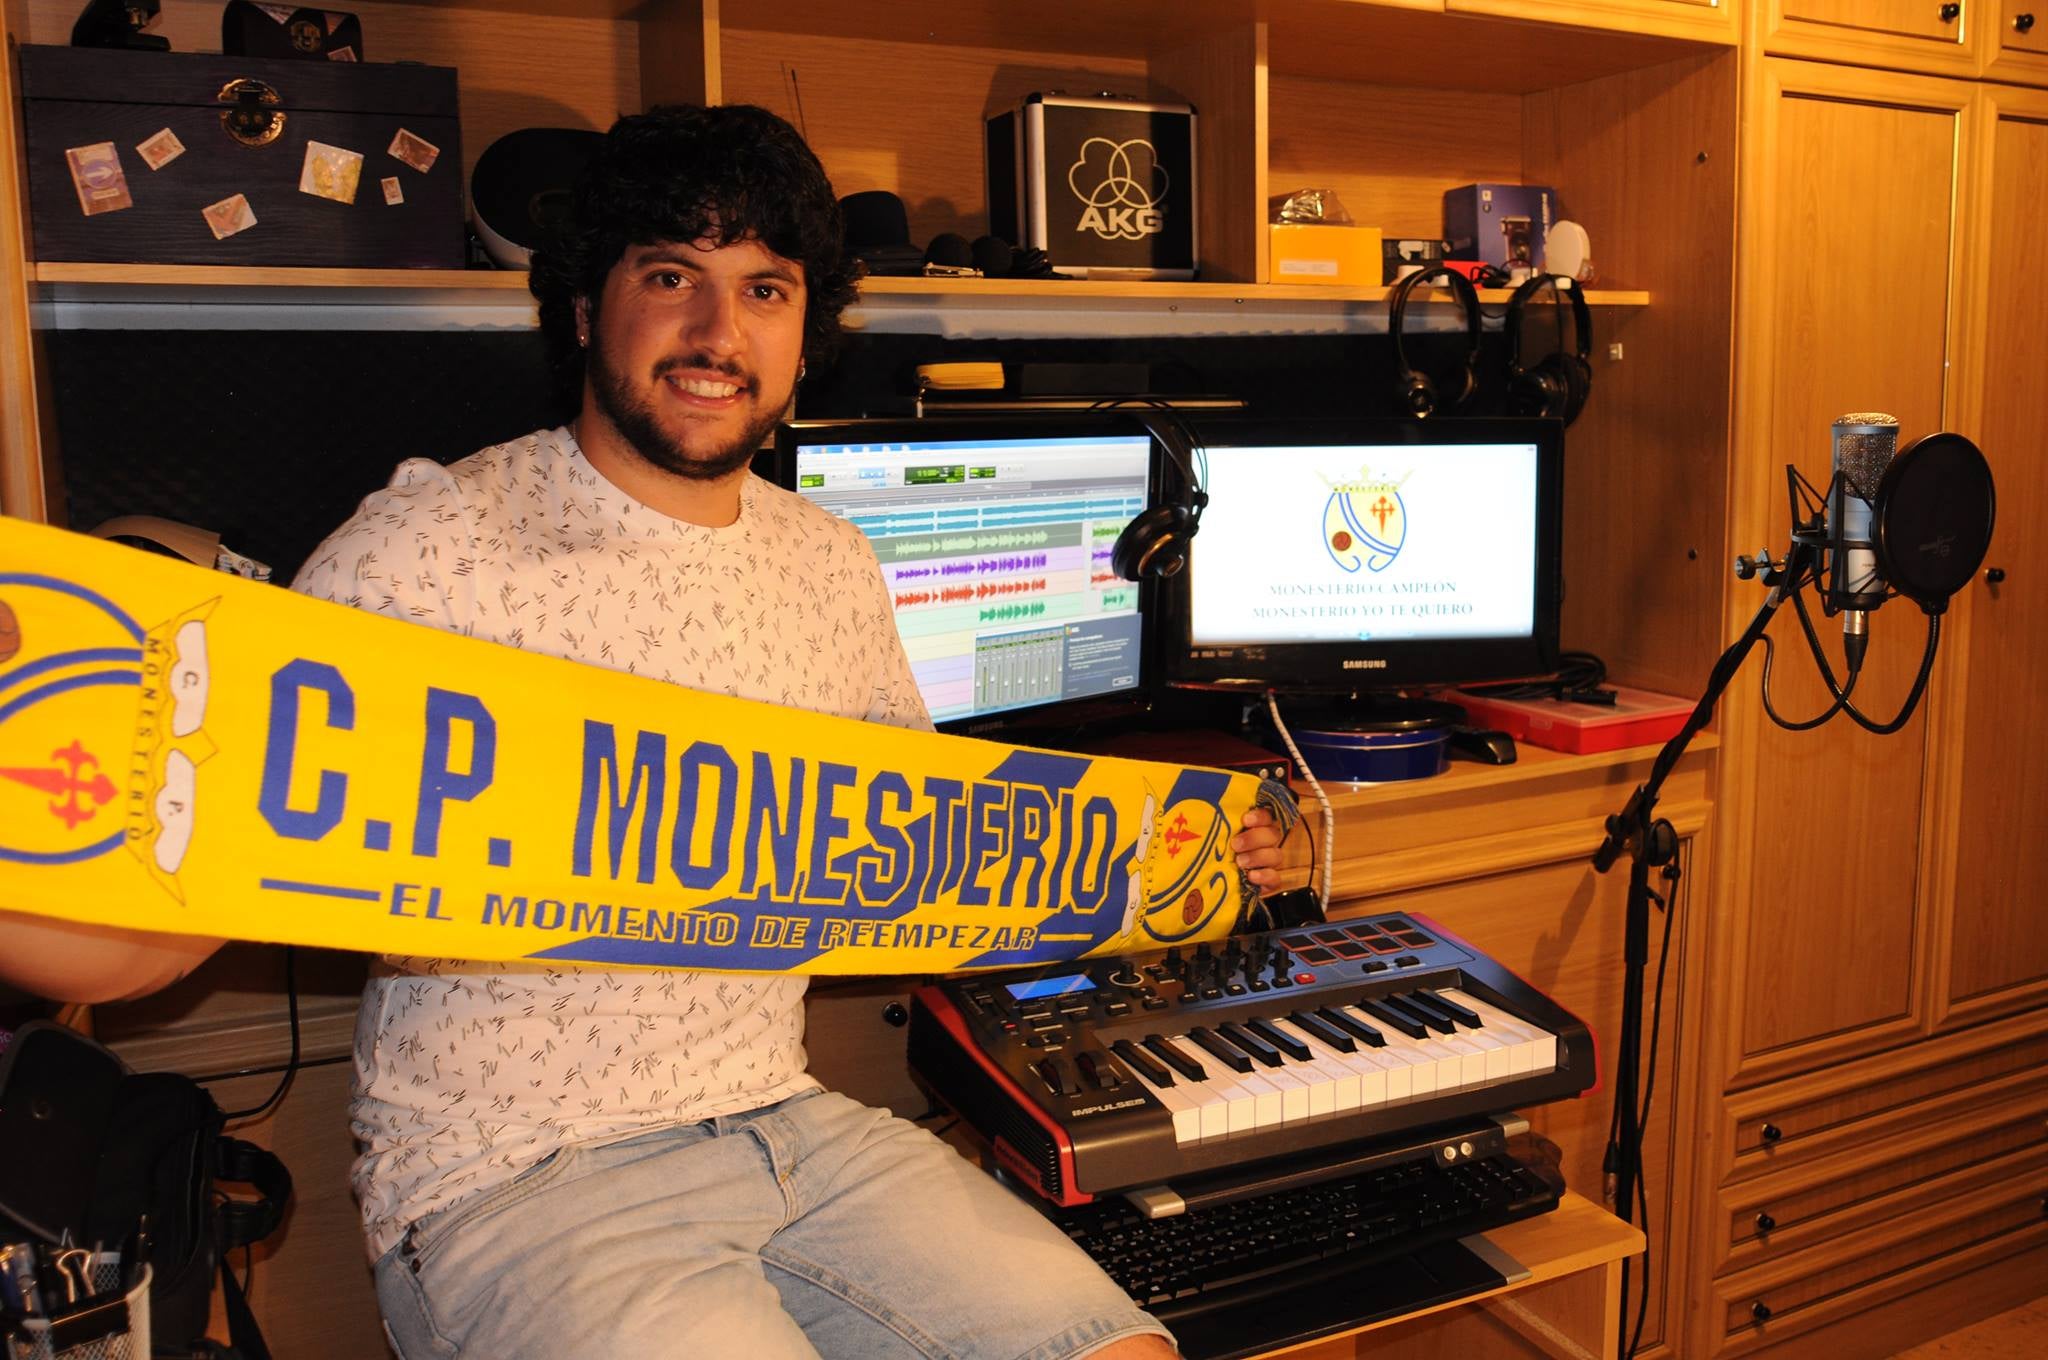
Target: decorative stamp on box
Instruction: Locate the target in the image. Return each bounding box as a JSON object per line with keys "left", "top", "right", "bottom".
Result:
{"left": 387, "top": 128, "right": 440, "bottom": 174}
{"left": 136, "top": 128, "right": 187, "bottom": 172}
{"left": 65, "top": 142, "right": 133, "bottom": 215}
{"left": 381, "top": 175, "right": 403, "bottom": 205}
{"left": 299, "top": 140, "right": 364, "bottom": 204}
{"left": 203, "top": 193, "right": 258, "bottom": 240}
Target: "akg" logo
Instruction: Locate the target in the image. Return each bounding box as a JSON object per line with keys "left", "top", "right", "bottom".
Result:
{"left": 1068, "top": 137, "right": 1167, "bottom": 241}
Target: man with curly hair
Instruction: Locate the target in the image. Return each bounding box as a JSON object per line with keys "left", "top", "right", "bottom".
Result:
{"left": 2, "top": 104, "right": 1288, "bottom": 1357}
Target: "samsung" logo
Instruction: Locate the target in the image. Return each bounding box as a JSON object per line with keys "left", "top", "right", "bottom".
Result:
{"left": 1343, "top": 658, "right": 1388, "bottom": 670}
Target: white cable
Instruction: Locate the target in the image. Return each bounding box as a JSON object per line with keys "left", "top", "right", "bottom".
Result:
{"left": 1265, "top": 690, "right": 1333, "bottom": 912}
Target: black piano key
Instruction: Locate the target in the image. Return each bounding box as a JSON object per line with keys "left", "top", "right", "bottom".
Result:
{"left": 1418, "top": 989, "right": 1482, "bottom": 1028}
{"left": 1286, "top": 1009, "right": 1356, "bottom": 1053}
{"left": 1112, "top": 1038, "right": 1173, "bottom": 1087}
{"left": 1144, "top": 1034, "right": 1208, "bottom": 1082}
{"left": 1316, "top": 1005, "right": 1384, "bottom": 1047}
{"left": 1383, "top": 993, "right": 1456, "bottom": 1035}
{"left": 1189, "top": 1026, "right": 1258, "bottom": 1073}
{"left": 1246, "top": 1017, "right": 1314, "bottom": 1062}
{"left": 1217, "top": 1022, "right": 1286, "bottom": 1068}
{"left": 1356, "top": 996, "right": 1430, "bottom": 1040}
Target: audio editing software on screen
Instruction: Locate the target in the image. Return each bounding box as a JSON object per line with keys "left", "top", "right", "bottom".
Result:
{"left": 791, "top": 434, "right": 1151, "bottom": 724}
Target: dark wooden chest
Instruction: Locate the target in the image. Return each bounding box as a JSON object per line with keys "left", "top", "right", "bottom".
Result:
{"left": 19, "top": 44, "right": 463, "bottom": 269}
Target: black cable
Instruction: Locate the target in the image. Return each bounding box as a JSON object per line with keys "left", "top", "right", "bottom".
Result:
{"left": 1624, "top": 856, "right": 1680, "bottom": 1360}
{"left": 1461, "top": 650, "right": 1608, "bottom": 703}
{"left": 223, "top": 946, "right": 300, "bottom": 1122}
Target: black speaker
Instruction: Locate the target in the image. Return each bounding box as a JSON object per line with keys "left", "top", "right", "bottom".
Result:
{"left": 470, "top": 128, "right": 604, "bottom": 269}
{"left": 1506, "top": 273, "right": 1593, "bottom": 425}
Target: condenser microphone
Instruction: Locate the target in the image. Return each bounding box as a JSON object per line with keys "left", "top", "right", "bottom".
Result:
{"left": 1828, "top": 413, "right": 1899, "bottom": 672}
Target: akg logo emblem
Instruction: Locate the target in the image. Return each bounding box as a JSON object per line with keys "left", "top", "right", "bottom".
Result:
{"left": 1068, "top": 137, "right": 1167, "bottom": 241}
{"left": 1324, "top": 479, "right": 1408, "bottom": 574}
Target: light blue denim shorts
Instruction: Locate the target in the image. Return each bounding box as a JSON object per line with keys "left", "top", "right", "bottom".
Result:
{"left": 373, "top": 1088, "right": 1172, "bottom": 1359}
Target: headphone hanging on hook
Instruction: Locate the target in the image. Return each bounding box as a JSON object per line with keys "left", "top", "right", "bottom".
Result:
{"left": 1103, "top": 398, "right": 1210, "bottom": 582}
{"left": 1505, "top": 273, "right": 1594, "bottom": 426}
{"left": 1388, "top": 264, "right": 1483, "bottom": 418}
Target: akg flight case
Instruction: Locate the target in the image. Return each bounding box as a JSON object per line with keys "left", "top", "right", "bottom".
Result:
{"left": 986, "top": 92, "right": 1198, "bottom": 280}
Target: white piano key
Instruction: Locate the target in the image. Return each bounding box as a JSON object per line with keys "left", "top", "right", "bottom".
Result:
{"left": 1442, "top": 988, "right": 1557, "bottom": 1071}
{"left": 1126, "top": 1065, "right": 1202, "bottom": 1143}
{"left": 1265, "top": 1017, "right": 1364, "bottom": 1111}
{"left": 1260, "top": 1064, "right": 1313, "bottom": 1122}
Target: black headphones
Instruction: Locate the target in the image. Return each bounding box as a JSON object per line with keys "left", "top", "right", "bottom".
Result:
{"left": 1388, "top": 264, "right": 1483, "bottom": 418}
{"left": 1506, "top": 272, "right": 1594, "bottom": 425}
{"left": 1108, "top": 401, "right": 1209, "bottom": 581}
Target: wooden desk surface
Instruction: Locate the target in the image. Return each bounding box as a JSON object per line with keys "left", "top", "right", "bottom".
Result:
{"left": 1232, "top": 1192, "right": 1644, "bottom": 1360}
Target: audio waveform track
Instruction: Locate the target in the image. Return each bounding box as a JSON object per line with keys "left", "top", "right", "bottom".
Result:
{"left": 895, "top": 578, "right": 1050, "bottom": 608}
{"left": 885, "top": 529, "right": 1055, "bottom": 558}
{"left": 979, "top": 601, "right": 1048, "bottom": 623}
{"left": 893, "top": 553, "right": 1052, "bottom": 580}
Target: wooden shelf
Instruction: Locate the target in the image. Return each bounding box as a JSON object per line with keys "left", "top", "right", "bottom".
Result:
{"left": 30, "top": 263, "right": 1648, "bottom": 334}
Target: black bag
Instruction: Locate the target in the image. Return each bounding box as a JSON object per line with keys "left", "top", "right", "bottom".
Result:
{"left": 0, "top": 1022, "right": 291, "bottom": 1358}
{"left": 220, "top": 2, "right": 364, "bottom": 63}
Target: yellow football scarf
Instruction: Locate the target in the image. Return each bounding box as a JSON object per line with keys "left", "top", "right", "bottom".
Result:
{"left": 0, "top": 519, "right": 1292, "bottom": 973}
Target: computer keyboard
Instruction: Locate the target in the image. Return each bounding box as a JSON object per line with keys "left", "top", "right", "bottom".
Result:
{"left": 1052, "top": 1149, "right": 1562, "bottom": 1318}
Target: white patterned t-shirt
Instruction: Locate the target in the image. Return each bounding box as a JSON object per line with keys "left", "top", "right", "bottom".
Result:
{"left": 290, "top": 426, "right": 931, "bottom": 1260}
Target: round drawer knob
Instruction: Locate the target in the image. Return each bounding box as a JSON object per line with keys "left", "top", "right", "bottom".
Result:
{"left": 881, "top": 1002, "right": 909, "bottom": 1027}
{"left": 2018, "top": 13, "right": 2037, "bottom": 34}
{"left": 1760, "top": 1122, "right": 1783, "bottom": 1144}
{"left": 1755, "top": 1211, "right": 1777, "bottom": 1233}
{"left": 1752, "top": 1301, "right": 1773, "bottom": 1322}
{"left": 1940, "top": 2, "right": 1962, "bottom": 22}
{"left": 1986, "top": 566, "right": 2007, "bottom": 585}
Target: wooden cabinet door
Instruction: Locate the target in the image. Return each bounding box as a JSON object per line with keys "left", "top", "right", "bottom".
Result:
{"left": 1335, "top": 845, "right": 1703, "bottom": 1358}
{"left": 1935, "top": 86, "right": 2048, "bottom": 1025}
{"left": 1447, "top": 0, "right": 1738, "bottom": 42}
{"left": 1718, "top": 62, "right": 1975, "bottom": 1085}
{"left": 1761, "top": 0, "right": 1982, "bottom": 76}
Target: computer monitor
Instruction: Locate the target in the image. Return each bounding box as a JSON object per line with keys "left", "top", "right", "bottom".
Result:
{"left": 773, "top": 416, "right": 1157, "bottom": 736}
{"left": 1167, "top": 417, "right": 1563, "bottom": 692}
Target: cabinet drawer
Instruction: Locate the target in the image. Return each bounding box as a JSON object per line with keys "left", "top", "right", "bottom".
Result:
{"left": 1761, "top": 0, "right": 1982, "bottom": 75}
{"left": 1710, "top": 1165, "right": 2048, "bottom": 1356}
{"left": 1716, "top": 1087, "right": 2048, "bottom": 1273}
{"left": 1726, "top": 1016, "right": 2048, "bottom": 1169}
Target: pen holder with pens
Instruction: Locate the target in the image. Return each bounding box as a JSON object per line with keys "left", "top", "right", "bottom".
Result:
{"left": 4, "top": 1257, "right": 149, "bottom": 1360}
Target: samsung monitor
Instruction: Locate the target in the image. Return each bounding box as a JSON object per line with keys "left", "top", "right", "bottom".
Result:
{"left": 773, "top": 416, "right": 1157, "bottom": 736}
{"left": 1167, "top": 417, "right": 1564, "bottom": 692}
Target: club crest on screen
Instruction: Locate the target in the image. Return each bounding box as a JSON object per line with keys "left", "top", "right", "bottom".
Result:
{"left": 1323, "top": 473, "right": 1408, "bottom": 574}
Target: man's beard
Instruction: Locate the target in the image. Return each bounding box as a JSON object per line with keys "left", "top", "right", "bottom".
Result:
{"left": 586, "top": 343, "right": 786, "bottom": 482}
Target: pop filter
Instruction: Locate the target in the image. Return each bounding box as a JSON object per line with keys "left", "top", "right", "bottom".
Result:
{"left": 1873, "top": 431, "right": 1995, "bottom": 613}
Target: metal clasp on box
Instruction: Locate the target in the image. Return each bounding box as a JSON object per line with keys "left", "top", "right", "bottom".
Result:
{"left": 218, "top": 77, "right": 285, "bottom": 147}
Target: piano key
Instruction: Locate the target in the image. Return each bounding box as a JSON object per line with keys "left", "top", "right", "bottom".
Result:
{"left": 1286, "top": 1010, "right": 1356, "bottom": 1053}
{"left": 1355, "top": 996, "right": 1430, "bottom": 1041}
{"left": 1440, "top": 989, "right": 1556, "bottom": 1072}
{"left": 1144, "top": 1034, "right": 1208, "bottom": 1082}
{"left": 1257, "top": 1063, "right": 1313, "bottom": 1122}
{"left": 1124, "top": 1065, "right": 1201, "bottom": 1142}
{"left": 1245, "top": 1017, "right": 1314, "bottom": 1062}
{"left": 1231, "top": 1068, "right": 1285, "bottom": 1128}
{"left": 1401, "top": 991, "right": 1472, "bottom": 1031}
{"left": 1263, "top": 1017, "right": 1365, "bottom": 1111}
{"left": 1188, "top": 1027, "right": 1255, "bottom": 1074}
{"left": 1316, "top": 1005, "right": 1386, "bottom": 1047}
{"left": 1258, "top": 1017, "right": 1352, "bottom": 1098}
{"left": 1417, "top": 989, "right": 1482, "bottom": 1028}
{"left": 1217, "top": 1022, "right": 1285, "bottom": 1068}
{"left": 1380, "top": 993, "right": 1457, "bottom": 1036}
{"left": 1340, "top": 1004, "right": 1454, "bottom": 1093}
{"left": 1112, "top": 1038, "right": 1173, "bottom": 1087}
